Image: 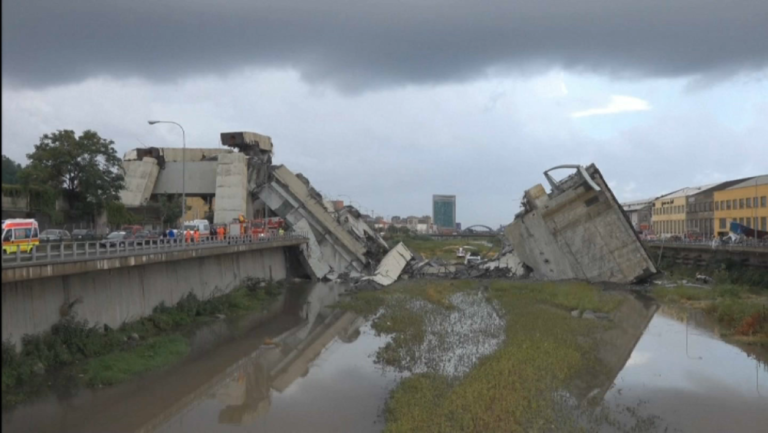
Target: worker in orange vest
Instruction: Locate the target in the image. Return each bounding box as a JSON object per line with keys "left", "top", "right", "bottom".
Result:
{"left": 217, "top": 226, "right": 224, "bottom": 240}
{"left": 194, "top": 228, "right": 200, "bottom": 243}
{"left": 184, "top": 229, "right": 191, "bottom": 244}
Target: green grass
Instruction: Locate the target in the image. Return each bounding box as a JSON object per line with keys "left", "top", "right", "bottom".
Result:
{"left": 494, "top": 280, "right": 624, "bottom": 313}
{"left": 339, "top": 279, "right": 633, "bottom": 432}
{"left": 656, "top": 255, "right": 768, "bottom": 291}
{"left": 651, "top": 284, "right": 768, "bottom": 343}
{"left": 84, "top": 335, "right": 190, "bottom": 387}
{"left": 651, "top": 285, "right": 716, "bottom": 303}
{"left": 386, "top": 235, "right": 502, "bottom": 262}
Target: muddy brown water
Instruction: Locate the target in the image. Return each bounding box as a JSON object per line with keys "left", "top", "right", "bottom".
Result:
{"left": 2, "top": 283, "right": 766, "bottom": 433}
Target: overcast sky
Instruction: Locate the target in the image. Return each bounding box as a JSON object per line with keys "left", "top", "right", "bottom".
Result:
{"left": 3, "top": 1, "right": 767, "bottom": 227}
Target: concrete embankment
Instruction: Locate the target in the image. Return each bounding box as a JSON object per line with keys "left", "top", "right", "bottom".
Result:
{"left": 2, "top": 244, "right": 299, "bottom": 345}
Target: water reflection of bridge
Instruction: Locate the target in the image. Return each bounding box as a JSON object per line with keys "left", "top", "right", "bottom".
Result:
{"left": 139, "top": 282, "right": 365, "bottom": 431}
{"left": 0, "top": 282, "right": 363, "bottom": 433}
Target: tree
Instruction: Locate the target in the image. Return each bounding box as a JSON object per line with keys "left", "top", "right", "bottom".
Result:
{"left": 2, "top": 155, "right": 23, "bottom": 185}
{"left": 106, "top": 201, "right": 136, "bottom": 227}
{"left": 158, "top": 194, "right": 183, "bottom": 227}
{"left": 20, "top": 130, "right": 125, "bottom": 221}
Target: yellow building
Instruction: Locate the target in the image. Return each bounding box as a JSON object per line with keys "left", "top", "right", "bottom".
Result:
{"left": 184, "top": 197, "right": 214, "bottom": 222}
{"left": 651, "top": 189, "right": 687, "bottom": 236}
{"left": 651, "top": 184, "right": 717, "bottom": 236}
{"left": 713, "top": 175, "right": 768, "bottom": 236}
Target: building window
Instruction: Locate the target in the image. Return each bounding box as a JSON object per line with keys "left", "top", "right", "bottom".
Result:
{"left": 746, "top": 198, "right": 752, "bottom": 208}
{"left": 715, "top": 201, "right": 719, "bottom": 211}
{"left": 762, "top": 196, "right": 767, "bottom": 208}
{"left": 761, "top": 217, "right": 767, "bottom": 231}
{"left": 745, "top": 218, "right": 751, "bottom": 228}
{"left": 739, "top": 198, "right": 745, "bottom": 209}
{"left": 719, "top": 218, "right": 726, "bottom": 229}
{"left": 726, "top": 201, "right": 731, "bottom": 210}
{"left": 753, "top": 197, "right": 758, "bottom": 208}
{"left": 739, "top": 217, "right": 744, "bottom": 225}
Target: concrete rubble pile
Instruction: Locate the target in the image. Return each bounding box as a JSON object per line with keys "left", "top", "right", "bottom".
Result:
{"left": 218, "top": 135, "right": 654, "bottom": 287}
{"left": 221, "top": 132, "right": 395, "bottom": 284}
{"left": 397, "top": 245, "right": 531, "bottom": 281}
{"left": 353, "top": 163, "right": 655, "bottom": 286}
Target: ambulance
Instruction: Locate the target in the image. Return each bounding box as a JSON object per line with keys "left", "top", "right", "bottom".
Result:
{"left": 2, "top": 219, "right": 40, "bottom": 255}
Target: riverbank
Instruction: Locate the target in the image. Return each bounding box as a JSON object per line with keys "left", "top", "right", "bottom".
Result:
{"left": 650, "top": 283, "right": 768, "bottom": 346}
{"left": 1, "top": 277, "right": 285, "bottom": 408}
{"left": 337, "top": 279, "right": 661, "bottom": 432}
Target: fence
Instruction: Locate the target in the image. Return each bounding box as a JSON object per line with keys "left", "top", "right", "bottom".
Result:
{"left": 1, "top": 231, "right": 309, "bottom": 267}
{"left": 643, "top": 238, "right": 768, "bottom": 250}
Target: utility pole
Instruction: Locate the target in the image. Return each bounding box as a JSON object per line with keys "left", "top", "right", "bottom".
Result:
{"left": 148, "top": 120, "right": 186, "bottom": 225}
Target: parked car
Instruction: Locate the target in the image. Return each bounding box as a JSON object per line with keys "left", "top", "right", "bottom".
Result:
{"left": 72, "top": 229, "right": 96, "bottom": 241}
{"left": 120, "top": 225, "right": 144, "bottom": 236}
{"left": 100, "top": 231, "right": 134, "bottom": 248}
{"left": 134, "top": 230, "right": 160, "bottom": 245}
{"left": 39, "top": 229, "right": 71, "bottom": 243}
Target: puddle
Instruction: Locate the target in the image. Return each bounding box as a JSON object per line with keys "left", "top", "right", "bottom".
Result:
{"left": 604, "top": 310, "right": 768, "bottom": 433}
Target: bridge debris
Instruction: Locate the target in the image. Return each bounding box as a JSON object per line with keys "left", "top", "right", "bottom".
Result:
{"left": 360, "top": 242, "right": 413, "bottom": 287}
{"left": 214, "top": 131, "right": 396, "bottom": 282}
{"left": 504, "top": 164, "right": 657, "bottom": 284}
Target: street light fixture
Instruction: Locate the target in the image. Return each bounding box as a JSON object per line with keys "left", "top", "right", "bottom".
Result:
{"left": 148, "top": 120, "right": 186, "bottom": 225}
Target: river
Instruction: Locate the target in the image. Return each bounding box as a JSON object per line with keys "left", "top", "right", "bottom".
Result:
{"left": 2, "top": 283, "right": 766, "bottom": 432}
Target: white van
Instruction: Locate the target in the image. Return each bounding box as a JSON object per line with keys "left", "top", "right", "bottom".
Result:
{"left": 182, "top": 219, "right": 211, "bottom": 237}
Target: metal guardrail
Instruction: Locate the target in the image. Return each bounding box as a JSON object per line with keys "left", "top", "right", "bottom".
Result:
{"left": 1, "top": 231, "right": 309, "bottom": 267}
{"left": 643, "top": 238, "right": 768, "bottom": 250}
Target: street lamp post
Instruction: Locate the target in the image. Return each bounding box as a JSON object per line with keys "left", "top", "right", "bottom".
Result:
{"left": 148, "top": 120, "right": 186, "bottom": 225}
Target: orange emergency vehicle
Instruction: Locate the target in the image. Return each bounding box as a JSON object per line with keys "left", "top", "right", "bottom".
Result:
{"left": 249, "top": 218, "right": 285, "bottom": 237}
{"left": 2, "top": 219, "right": 40, "bottom": 255}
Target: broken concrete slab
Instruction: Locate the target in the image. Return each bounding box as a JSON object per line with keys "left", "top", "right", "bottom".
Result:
{"left": 258, "top": 165, "right": 369, "bottom": 275}
{"left": 336, "top": 206, "right": 389, "bottom": 264}
{"left": 480, "top": 248, "right": 527, "bottom": 277}
{"left": 362, "top": 242, "right": 413, "bottom": 287}
{"left": 505, "top": 164, "right": 657, "bottom": 284}
{"left": 120, "top": 157, "right": 160, "bottom": 207}
{"left": 293, "top": 218, "right": 332, "bottom": 280}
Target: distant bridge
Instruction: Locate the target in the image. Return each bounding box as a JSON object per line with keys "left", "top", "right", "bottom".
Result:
{"left": 462, "top": 224, "right": 497, "bottom": 233}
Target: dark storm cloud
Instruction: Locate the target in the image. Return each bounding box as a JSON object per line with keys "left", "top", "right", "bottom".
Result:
{"left": 3, "top": 0, "right": 767, "bottom": 90}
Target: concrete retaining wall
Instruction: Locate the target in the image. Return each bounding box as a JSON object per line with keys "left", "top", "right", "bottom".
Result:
{"left": 2, "top": 247, "right": 288, "bottom": 346}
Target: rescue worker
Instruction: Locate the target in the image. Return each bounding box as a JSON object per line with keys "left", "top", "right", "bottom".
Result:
{"left": 167, "top": 228, "right": 176, "bottom": 245}
{"left": 184, "top": 228, "right": 191, "bottom": 244}
{"left": 278, "top": 227, "right": 285, "bottom": 236}
{"left": 194, "top": 228, "right": 200, "bottom": 243}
